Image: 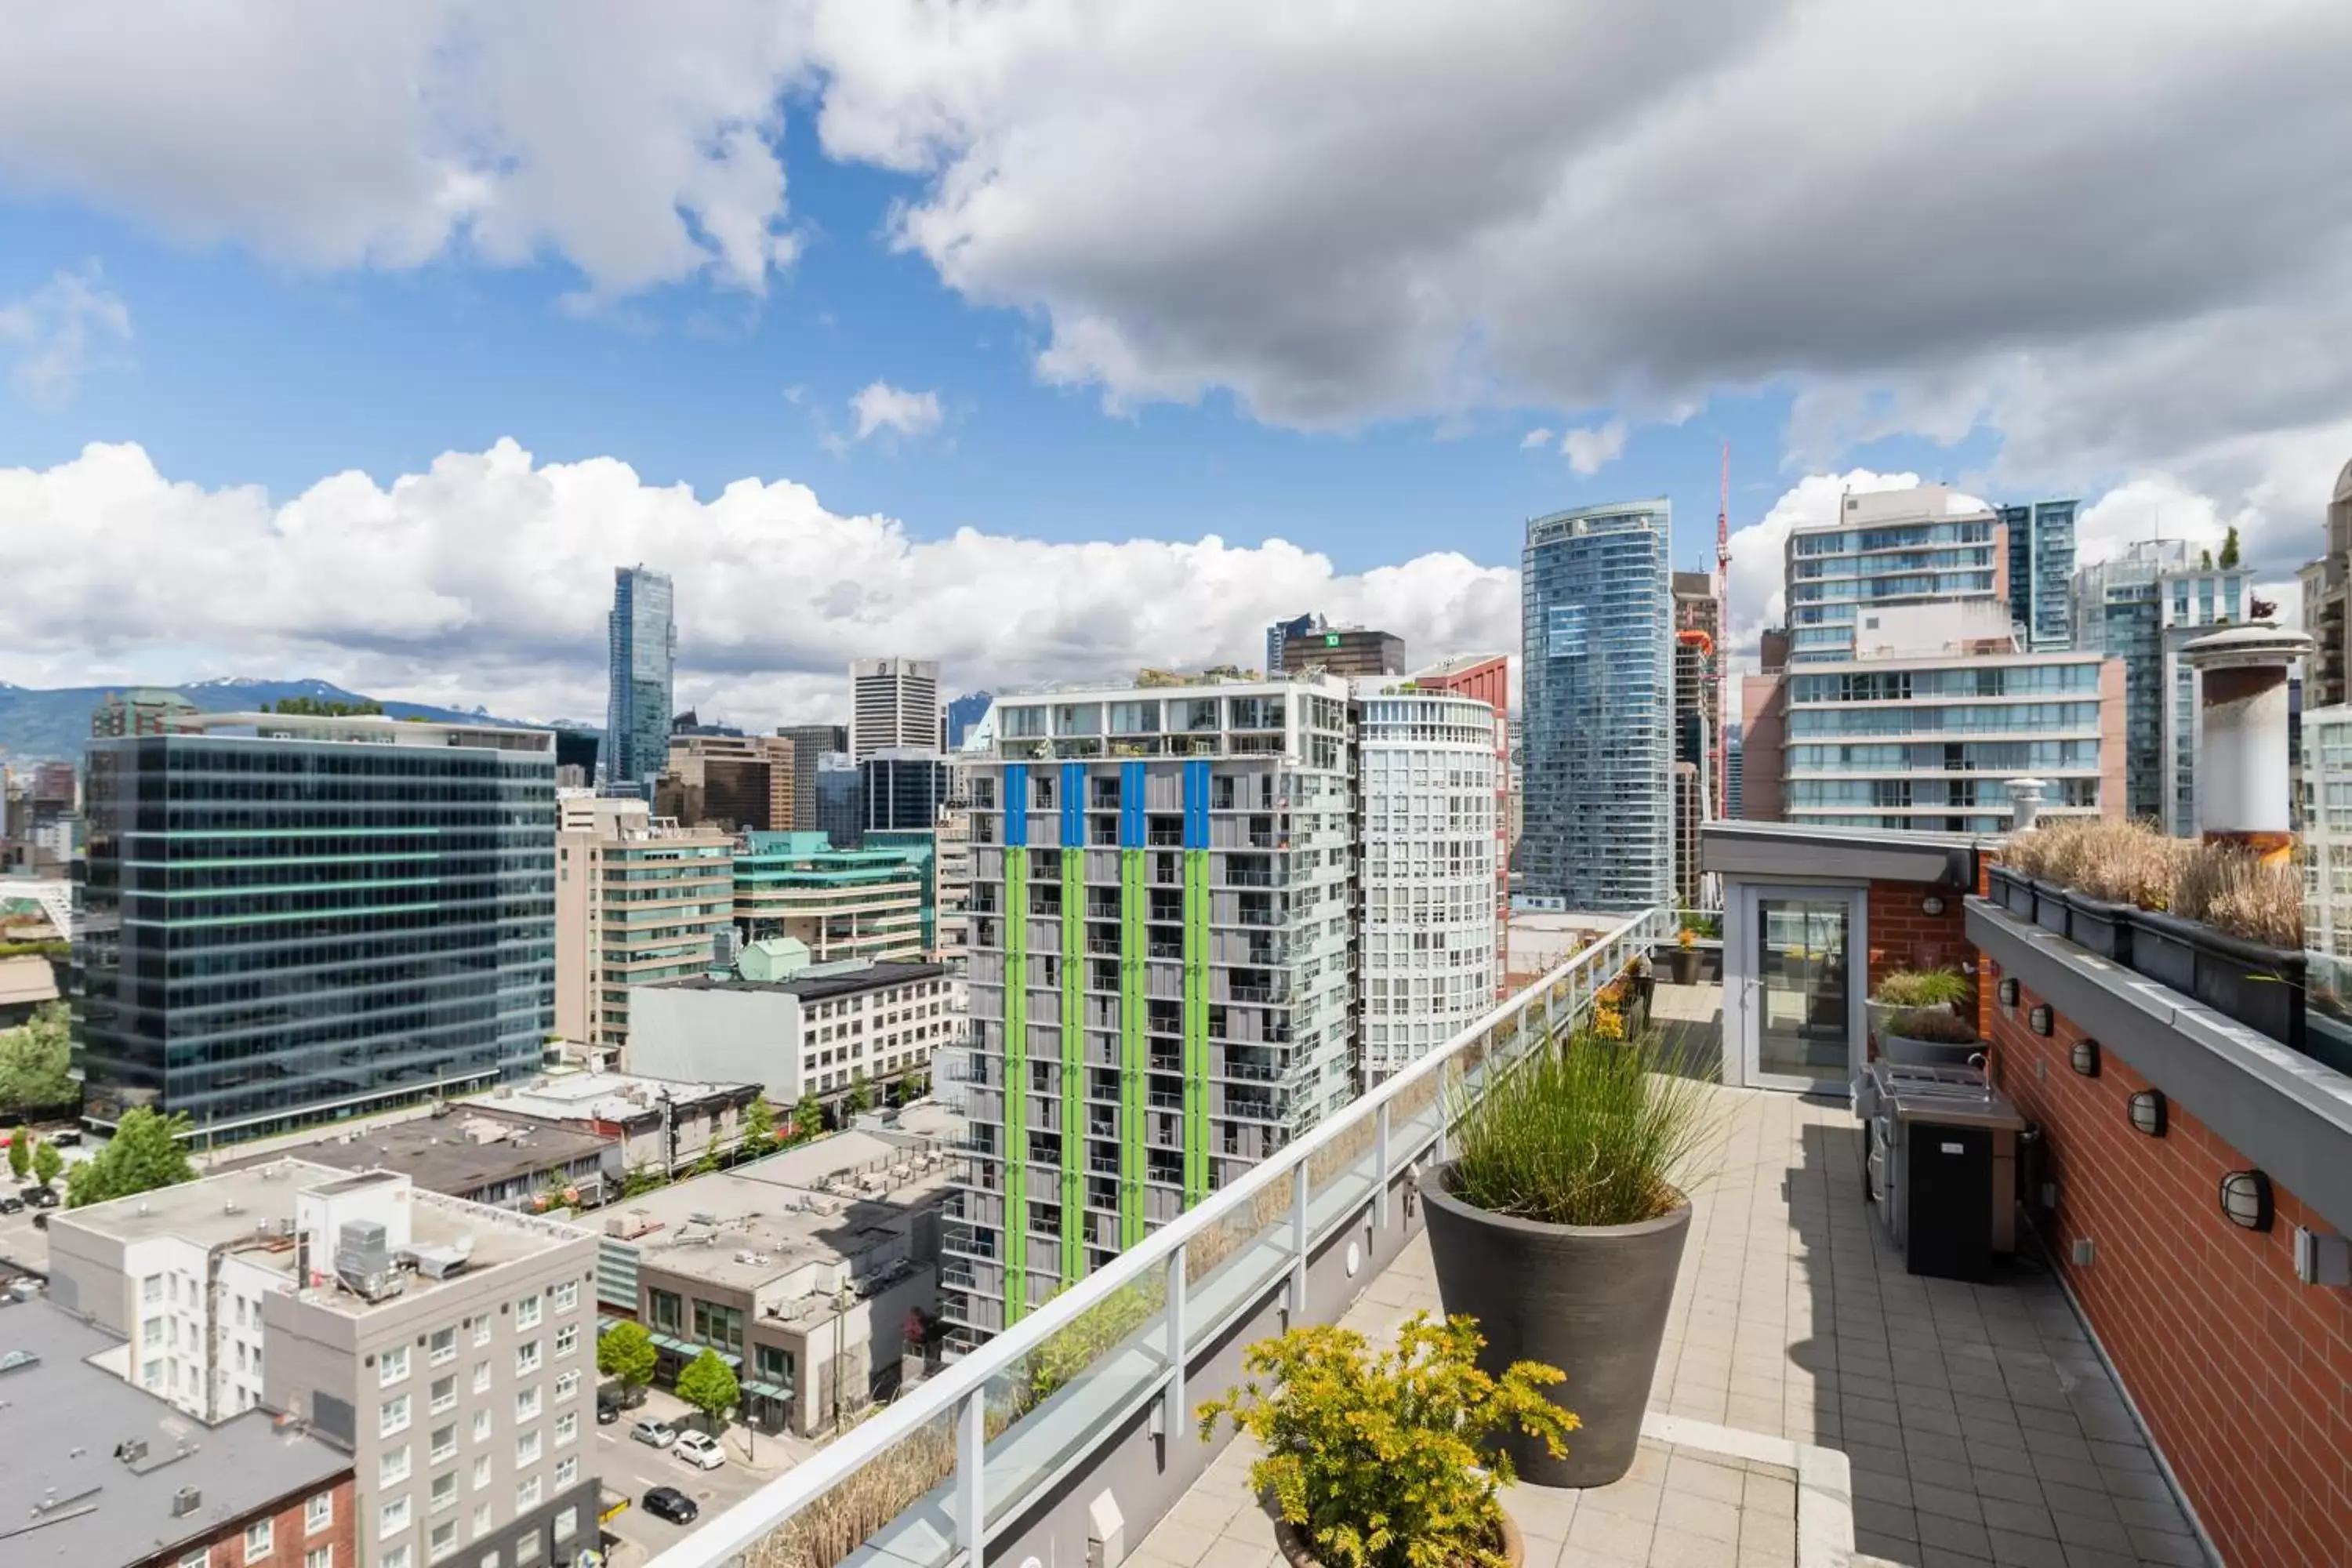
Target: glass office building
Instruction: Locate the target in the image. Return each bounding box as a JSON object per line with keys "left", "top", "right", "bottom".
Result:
{"left": 76, "top": 713, "right": 556, "bottom": 1139}
{"left": 2002, "top": 499, "right": 2079, "bottom": 652}
{"left": 1520, "top": 501, "right": 1674, "bottom": 910}
{"left": 606, "top": 564, "right": 677, "bottom": 797}
{"left": 1786, "top": 486, "right": 2002, "bottom": 664}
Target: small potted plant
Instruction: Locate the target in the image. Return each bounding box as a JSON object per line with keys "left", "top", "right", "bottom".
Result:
{"left": 1420, "top": 1026, "right": 1712, "bottom": 1487}
{"left": 1865, "top": 967, "right": 1967, "bottom": 1042}
{"left": 1876, "top": 1007, "right": 1980, "bottom": 1067}
{"left": 1668, "top": 925, "right": 1700, "bottom": 985}
{"left": 1197, "top": 1313, "right": 1572, "bottom": 1567}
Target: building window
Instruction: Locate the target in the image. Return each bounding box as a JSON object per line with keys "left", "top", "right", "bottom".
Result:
{"left": 473, "top": 1359, "right": 492, "bottom": 1394}
{"left": 381, "top": 1446, "right": 412, "bottom": 1488}
{"left": 381, "top": 1394, "right": 412, "bottom": 1438}
{"left": 553, "top": 1323, "right": 579, "bottom": 1359}
{"left": 472, "top": 1502, "right": 492, "bottom": 1540}
{"left": 382, "top": 1550, "right": 412, "bottom": 1568}
{"left": 516, "top": 1475, "right": 542, "bottom": 1512}
{"left": 429, "top": 1520, "right": 458, "bottom": 1563}
{"left": 473, "top": 1454, "right": 492, "bottom": 1491}
{"left": 379, "top": 1495, "right": 412, "bottom": 1539}
{"left": 514, "top": 1294, "right": 543, "bottom": 1331}
{"left": 431, "top": 1471, "right": 458, "bottom": 1512}
{"left": 553, "top": 1281, "right": 579, "bottom": 1313}
{"left": 514, "top": 1537, "right": 543, "bottom": 1567}
{"left": 144, "top": 1274, "right": 164, "bottom": 1304}
{"left": 245, "top": 1519, "right": 274, "bottom": 1561}
{"left": 474, "top": 1318, "right": 492, "bottom": 1348}
{"left": 472, "top": 1410, "right": 491, "bottom": 1446}
{"left": 429, "top": 1327, "right": 457, "bottom": 1366}
{"left": 515, "top": 1429, "right": 542, "bottom": 1467}
{"left": 430, "top": 1375, "right": 456, "bottom": 1414}
{"left": 648, "top": 1290, "right": 682, "bottom": 1334}
{"left": 554, "top": 1454, "right": 578, "bottom": 1489}
{"left": 514, "top": 1386, "right": 541, "bottom": 1423}
{"left": 553, "top": 1505, "right": 579, "bottom": 1542}
{"left": 515, "top": 1340, "right": 542, "bottom": 1376}
{"left": 553, "top": 1370, "right": 579, "bottom": 1402}
{"left": 380, "top": 1345, "right": 411, "bottom": 1385}
{"left": 430, "top": 1424, "right": 456, "bottom": 1463}
{"left": 555, "top": 1410, "right": 577, "bottom": 1446}
{"left": 305, "top": 1548, "right": 335, "bottom": 1568}
{"left": 307, "top": 1492, "right": 334, "bottom": 1534}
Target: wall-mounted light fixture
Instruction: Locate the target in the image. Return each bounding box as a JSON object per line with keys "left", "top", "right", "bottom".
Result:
{"left": 2030, "top": 1004, "right": 2054, "bottom": 1036}
{"left": 2070, "top": 1037, "right": 2100, "bottom": 1076}
{"left": 1922, "top": 894, "right": 1947, "bottom": 916}
{"left": 2220, "top": 1170, "right": 2274, "bottom": 1233}
{"left": 1998, "top": 977, "right": 2020, "bottom": 1007}
{"left": 2128, "top": 1088, "right": 2165, "bottom": 1135}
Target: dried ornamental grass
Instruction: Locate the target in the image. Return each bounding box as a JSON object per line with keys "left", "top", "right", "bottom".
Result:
{"left": 2172, "top": 843, "right": 2303, "bottom": 949}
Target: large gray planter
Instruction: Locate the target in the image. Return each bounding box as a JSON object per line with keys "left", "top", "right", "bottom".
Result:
{"left": 1420, "top": 1163, "right": 1690, "bottom": 1488}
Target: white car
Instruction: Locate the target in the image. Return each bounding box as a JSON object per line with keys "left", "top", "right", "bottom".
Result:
{"left": 673, "top": 1430, "right": 726, "bottom": 1470}
{"left": 630, "top": 1418, "right": 678, "bottom": 1450}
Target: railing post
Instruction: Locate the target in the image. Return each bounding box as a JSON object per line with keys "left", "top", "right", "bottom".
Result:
{"left": 1290, "top": 1163, "right": 1311, "bottom": 1318}
{"left": 1166, "top": 1247, "right": 1188, "bottom": 1435}
{"left": 958, "top": 1386, "right": 985, "bottom": 1565}
{"left": 1374, "top": 1101, "right": 1392, "bottom": 1229}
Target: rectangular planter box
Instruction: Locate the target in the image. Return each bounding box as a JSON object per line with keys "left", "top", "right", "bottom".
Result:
{"left": 2031, "top": 879, "right": 2072, "bottom": 940}
{"left": 2062, "top": 891, "right": 2136, "bottom": 964}
{"left": 2129, "top": 908, "right": 2305, "bottom": 1051}
{"left": 1988, "top": 864, "right": 2035, "bottom": 917}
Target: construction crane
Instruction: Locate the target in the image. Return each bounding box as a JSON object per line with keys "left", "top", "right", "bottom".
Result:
{"left": 1713, "top": 441, "right": 1731, "bottom": 821}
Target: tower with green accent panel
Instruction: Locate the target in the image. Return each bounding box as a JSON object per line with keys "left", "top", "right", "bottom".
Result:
{"left": 938, "top": 673, "right": 1356, "bottom": 1346}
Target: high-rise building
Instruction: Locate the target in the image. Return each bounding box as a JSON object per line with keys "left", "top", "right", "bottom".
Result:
{"left": 2002, "top": 499, "right": 2080, "bottom": 651}
{"left": 861, "top": 749, "right": 955, "bottom": 835}
{"left": 946, "top": 673, "right": 1356, "bottom": 1343}
{"left": 1725, "top": 728, "right": 1744, "bottom": 819}
{"left": 1265, "top": 612, "right": 1326, "bottom": 677}
{"left": 49, "top": 1163, "right": 601, "bottom": 1568}
{"left": 851, "top": 659, "right": 942, "bottom": 760}
{"left": 1671, "top": 570, "right": 1723, "bottom": 821}
{"left": 815, "top": 752, "right": 863, "bottom": 847}
{"left": 1356, "top": 684, "right": 1499, "bottom": 1080}
{"left": 658, "top": 731, "right": 795, "bottom": 832}
{"left": 2073, "top": 540, "right": 2181, "bottom": 820}
{"left": 777, "top": 723, "right": 849, "bottom": 828}
{"left": 2300, "top": 457, "right": 2352, "bottom": 710}
{"left": 1671, "top": 762, "right": 1704, "bottom": 908}
{"left": 554, "top": 796, "right": 733, "bottom": 1051}
{"left": 946, "top": 692, "right": 994, "bottom": 751}
{"left": 77, "top": 712, "right": 555, "bottom": 1140}
{"left": 1786, "top": 485, "right": 2004, "bottom": 664}
{"left": 2303, "top": 702, "right": 2352, "bottom": 981}
{"left": 1277, "top": 624, "right": 1406, "bottom": 677}
{"left": 1520, "top": 501, "right": 1674, "bottom": 911}
{"left": 605, "top": 565, "right": 677, "bottom": 796}
{"left": 1410, "top": 654, "right": 1512, "bottom": 995}
{"left": 90, "top": 687, "right": 198, "bottom": 738}
{"left": 733, "top": 831, "right": 927, "bottom": 964}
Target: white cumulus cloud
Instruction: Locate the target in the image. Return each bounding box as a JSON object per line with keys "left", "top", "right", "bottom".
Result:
{"left": 1519, "top": 428, "right": 1553, "bottom": 450}
{"left": 1559, "top": 420, "right": 1627, "bottom": 476}
{"left": 850, "top": 382, "right": 944, "bottom": 442}
{"left": 0, "top": 441, "right": 1518, "bottom": 731}
{"left": 0, "top": 264, "right": 131, "bottom": 408}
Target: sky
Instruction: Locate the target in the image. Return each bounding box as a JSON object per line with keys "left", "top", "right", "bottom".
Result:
{"left": 3, "top": 2, "right": 2348, "bottom": 731}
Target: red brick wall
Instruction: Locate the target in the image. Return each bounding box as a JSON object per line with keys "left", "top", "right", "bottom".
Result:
{"left": 1864, "top": 877, "right": 1976, "bottom": 1011}
{"left": 140, "top": 1474, "right": 356, "bottom": 1568}
{"left": 1985, "top": 978, "right": 2352, "bottom": 1568}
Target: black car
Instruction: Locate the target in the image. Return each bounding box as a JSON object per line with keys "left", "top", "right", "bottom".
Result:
{"left": 595, "top": 1396, "right": 621, "bottom": 1425}
{"left": 25, "top": 1186, "right": 58, "bottom": 1209}
{"left": 642, "top": 1486, "right": 699, "bottom": 1526}
{"left": 0, "top": 1196, "right": 21, "bottom": 1215}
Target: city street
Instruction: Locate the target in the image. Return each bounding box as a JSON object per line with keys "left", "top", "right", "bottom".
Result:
{"left": 591, "top": 1386, "right": 815, "bottom": 1565}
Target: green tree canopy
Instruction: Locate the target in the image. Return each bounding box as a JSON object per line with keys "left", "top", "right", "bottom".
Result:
{"left": 789, "top": 1093, "right": 823, "bottom": 1145}
{"left": 740, "top": 1094, "right": 776, "bottom": 1157}
{"left": 848, "top": 1073, "right": 873, "bottom": 1114}
{"left": 621, "top": 1164, "right": 668, "bottom": 1197}
{"left": 675, "top": 1346, "right": 740, "bottom": 1434}
{"left": 31, "top": 1140, "right": 62, "bottom": 1189}
{"left": 0, "top": 1001, "right": 75, "bottom": 1112}
{"left": 2220, "top": 525, "right": 2241, "bottom": 568}
{"left": 6, "top": 1125, "right": 29, "bottom": 1182}
{"left": 692, "top": 1140, "right": 722, "bottom": 1177}
{"left": 597, "top": 1319, "right": 658, "bottom": 1396}
{"left": 64, "top": 1106, "right": 198, "bottom": 1209}
{"left": 266, "top": 696, "right": 383, "bottom": 717}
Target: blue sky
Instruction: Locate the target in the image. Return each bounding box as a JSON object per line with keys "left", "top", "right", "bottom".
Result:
{"left": 0, "top": 5, "right": 2339, "bottom": 726}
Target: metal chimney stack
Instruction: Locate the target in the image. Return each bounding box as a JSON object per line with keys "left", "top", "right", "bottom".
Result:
{"left": 2180, "top": 624, "right": 2313, "bottom": 860}
{"left": 2005, "top": 777, "right": 2047, "bottom": 833}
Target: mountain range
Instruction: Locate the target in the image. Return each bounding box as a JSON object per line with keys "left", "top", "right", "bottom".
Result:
{"left": 0, "top": 677, "right": 547, "bottom": 764}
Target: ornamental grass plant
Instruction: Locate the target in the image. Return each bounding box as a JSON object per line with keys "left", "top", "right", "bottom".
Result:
{"left": 1197, "top": 1313, "right": 1573, "bottom": 1568}
{"left": 1871, "top": 967, "right": 1968, "bottom": 1008}
{"left": 2005, "top": 818, "right": 2301, "bottom": 947}
{"left": 1446, "top": 1026, "right": 1715, "bottom": 1229}
{"left": 1886, "top": 1007, "right": 1978, "bottom": 1045}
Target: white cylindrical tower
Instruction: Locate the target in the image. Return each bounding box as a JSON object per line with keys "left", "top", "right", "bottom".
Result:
{"left": 2181, "top": 624, "right": 2313, "bottom": 855}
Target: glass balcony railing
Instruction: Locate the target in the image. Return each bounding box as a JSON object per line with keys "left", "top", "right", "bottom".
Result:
{"left": 642, "top": 906, "right": 1670, "bottom": 1568}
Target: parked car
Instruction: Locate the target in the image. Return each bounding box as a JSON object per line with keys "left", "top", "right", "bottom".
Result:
{"left": 595, "top": 1394, "right": 622, "bottom": 1425}
{"left": 673, "top": 1431, "right": 725, "bottom": 1470}
{"left": 641, "top": 1486, "right": 699, "bottom": 1526}
{"left": 0, "top": 1195, "right": 22, "bottom": 1215}
{"left": 629, "top": 1418, "right": 678, "bottom": 1450}
{"left": 25, "top": 1186, "right": 58, "bottom": 1209}
{"left": 48, "top": 1130, "right": 79, "bottom": 1147}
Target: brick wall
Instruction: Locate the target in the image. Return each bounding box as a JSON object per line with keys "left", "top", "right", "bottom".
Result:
{"left": 1864, "top": 876, "right": 1977, "bottom": 1015}
{"left": 1985, "top": 978, "right": 2352, "bottom": 1567}
{"left": 143, "top": 1473, "right": 355, "bottom": 1568}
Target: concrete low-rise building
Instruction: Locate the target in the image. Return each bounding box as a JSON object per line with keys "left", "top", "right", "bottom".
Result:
{"left": 470, "top": 1069, "right": 761, "bottom": 1181}
{"left": 628, "top": 959, "right": 956, "bottom": 1111}
{"left": 223, "top": 1105, "right": 624, "bottom": 1212}
{"left": 0, "top": 1303, "right": 357, "bottom": 1568}
{"left": 49, "top": 1162, "right": 604, "bottom": 1568}
{"left": 592, "top": 1129, "right": 957, "bottom": 1437}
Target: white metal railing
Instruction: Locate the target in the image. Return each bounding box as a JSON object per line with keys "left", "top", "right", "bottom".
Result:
{"left": 646, "top": 906, "right": 1673, "bottom": 1568}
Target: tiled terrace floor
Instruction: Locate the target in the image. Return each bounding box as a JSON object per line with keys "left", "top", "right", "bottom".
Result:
{"left": 1136, "top": 1089, "right": 2210, "bottom": 1568}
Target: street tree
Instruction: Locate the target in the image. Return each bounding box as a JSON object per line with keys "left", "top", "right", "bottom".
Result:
{"left": 6, "top": 1125, "right": 28, "bottom": 1182}
{"left": 675, "top": 1346, "right": 740, "bottom": 1436}
{"left": 597, "top": 1319, "right": 658, "bottom": 1405}
{"left": 0, "top": 1002, "right": 74, "bottom": 1112}
{"left": 64, "top": 1106, "right": 198, "bottom": 1208}
{"left": 31, "top": 1139, "right": 62, "bottom": 1189}
{"left": 739, "top": 1094, "right": 776, "bottom": 1158}
{"left": 789, "top": 1093, "right": 823, "bottom": 1145}
{"left": 848, "top": 1073, "right": 873, "bottom": 1114}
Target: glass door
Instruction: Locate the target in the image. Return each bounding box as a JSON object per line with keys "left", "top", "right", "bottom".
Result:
{"left": 1745, "top": 890, "right": 1862, "bottom": 1091}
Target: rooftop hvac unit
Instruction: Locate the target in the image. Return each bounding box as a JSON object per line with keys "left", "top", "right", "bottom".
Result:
{"left": 171, "top": 1486, "right": 201, "bottom": 1516}
{"left": 333, "top": 1219, "right": 405, "bottom": 1303}
{"left": 404, "top": 1236, "right": 475, "bottom": 1279}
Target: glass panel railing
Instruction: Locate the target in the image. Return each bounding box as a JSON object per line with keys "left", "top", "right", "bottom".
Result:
{"left": 742, "top": 1410, "right": 961, "bottom": 1568}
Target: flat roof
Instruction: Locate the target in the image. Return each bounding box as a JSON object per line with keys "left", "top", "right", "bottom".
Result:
{"left": 56, "top": 1161, "right": 591, "bottom": 1319}
{"left": 655, "top": 961, "right": 946, "bottom": 1003}
{"left": 0, "top": 1304, "right": 351, "bottom": 1567}
{"left": 610, "top": 1130, "right": 956, "bottom": 1295}
{"left": 139, "top": 711, "right": 552, "bottom": 752}
{"left": 216, "top": 1113, "right": 615, "bottom": 1196}
{"left": 474, "top": 1071, "right": 758, "bottom": 1125}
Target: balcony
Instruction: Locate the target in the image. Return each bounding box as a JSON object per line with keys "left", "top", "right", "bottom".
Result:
{"left": 644, "top": 897, "right": 2253, "bottom": 1568}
